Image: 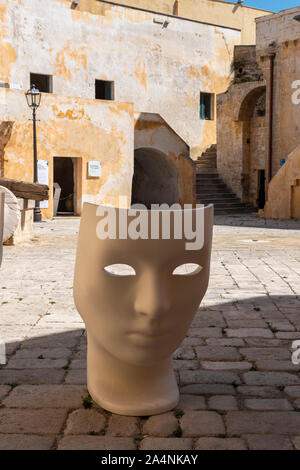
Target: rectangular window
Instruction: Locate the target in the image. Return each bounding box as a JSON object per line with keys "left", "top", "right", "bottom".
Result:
{"left": 30, "top": 73, "right": 52, "bottom": 93}
{"left": 200, "top": 92, "right": 214, "bottom": 120}
{"left": 95, "top": 80, "right": 114, "bottom": 100}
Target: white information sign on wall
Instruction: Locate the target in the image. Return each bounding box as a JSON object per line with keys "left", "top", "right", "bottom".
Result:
{"left": 88, "top": 161, "right": 101, "bottom": 178}
{"left": 37, "top": 160, "right": 49, "bottom": 209}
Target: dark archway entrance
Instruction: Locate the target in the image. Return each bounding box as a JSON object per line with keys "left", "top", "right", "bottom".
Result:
{"left": 131, "top": 148, "right": 179, "bottom": 208}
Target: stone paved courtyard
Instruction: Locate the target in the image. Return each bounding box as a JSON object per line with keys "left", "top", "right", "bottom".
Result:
{"left": 0, "top": 214, "right": 300, "bottom": 450}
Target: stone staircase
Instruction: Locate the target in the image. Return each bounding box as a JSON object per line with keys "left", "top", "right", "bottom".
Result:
{"left": 195, "top": 144, "right": 218, "bottom": 174}
{"left": 195, "top": 145, "right": 256, "bottom": 215}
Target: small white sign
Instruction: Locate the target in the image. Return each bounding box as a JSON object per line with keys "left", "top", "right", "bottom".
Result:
{"left": 10, "top": 83, "right": 22, "bottom": 90}
{"left": 38, "top": 160, "right": 49, "bottom": 208}
{"left": 88, "top": 161, "right": 101, "bottom": 178}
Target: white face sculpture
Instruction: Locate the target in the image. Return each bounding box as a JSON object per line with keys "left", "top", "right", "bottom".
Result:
{"left": 74, "top": 203, "right": 213, "bottom": 366}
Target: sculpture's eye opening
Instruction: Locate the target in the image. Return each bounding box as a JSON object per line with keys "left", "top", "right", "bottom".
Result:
{"left": 104, "top": 264, "right": 136, "bottom": 276}
{"left": 172, "top": 263, "right": 203, "bottom": 276}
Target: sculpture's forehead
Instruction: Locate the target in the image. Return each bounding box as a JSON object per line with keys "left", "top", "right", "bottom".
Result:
{"left": 78, "top": 203, "right": 212, "bottom": 264}
{"left": 87, "top": 237, "right": 208, "bottom": 265}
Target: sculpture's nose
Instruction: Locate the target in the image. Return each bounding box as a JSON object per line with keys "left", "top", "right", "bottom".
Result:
{"left": 134, "top": 269, "right": 170, "bottom": 320}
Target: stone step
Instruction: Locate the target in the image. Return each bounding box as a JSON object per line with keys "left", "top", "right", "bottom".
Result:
{"left": 197, "top": 155, "right": 216, "bottom": 160}
{"left": 199, "top": 154, "right": 217, "bottom": 160}
{"left": 196, "top": 179, "right": 227, "bottom": 187}
{"left": 204, "top": 200, "right": 253, "bottom": 211}
{"left": 196, "top": 173, "right": 221, "bottom": 179}
{"left": 196, "top": 175, "right": 223, "bottom": 181}
{"left": 196, "top": 203, "right": 255, "bottom": 214}
{"left": 198, "top": 200, "right": 242, "bottom": 207}
{"left": 197, "top": 155, "right": 216, "bottom": 159}
{"left": 197, "top": 196, "right": 240, "bottom": 203}
{"left": 197, "top": 188, "right": 233, "bottom": 193}
{"left": 200, "top": 150, "right": 217, "bottom": 156}
{"left": 195, "top": 165, "right": 256, "bottom": 214}
{"left": 214, "top": 207, "right": 256, "bottom": 215}
{"left": 196, "top": 168, "right": 218, "bottom": 174}
{"left": 196, "top": 180, "right": 221, "bottom": 184}
{"left": 198, "top": 151, "right": 217, "bottom": 156}
{"left": 196, "top": 164, "right": 217, "bottom": 167}
{"left": 197, "top": 156, "right": 217, "bottom": 162}
{"left": 196, "top": 161, "right": 216, "bottom": 166}
{"left": 196, "top": 183, "right": 228, "bottom": 190}
{"left": 196, "top": 191, "right": 237, "bottom": 198}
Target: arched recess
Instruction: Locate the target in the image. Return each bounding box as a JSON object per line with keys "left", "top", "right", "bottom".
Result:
{"left": 131, "top": 147, "right": 179, "bottom": 208}
{"left": 237, "top": 86, "right": 266, "bottom": 121}
{"left": 237, "top": 85, "right": 266, "bottom": 206}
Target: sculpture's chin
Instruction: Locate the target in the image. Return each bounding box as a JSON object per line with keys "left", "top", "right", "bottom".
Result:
{"left": 88, "top": 330, "right": 178, "bottom": 367}
{"left": 108, "top": 345, "right": 174, "bottom": 367}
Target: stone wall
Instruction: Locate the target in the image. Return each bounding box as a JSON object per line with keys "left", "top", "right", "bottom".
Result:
{"left": 97, "top": 0, "right": 272, "bottom": 44}
{"left": 262, "top": 145, "right": 300, "bottom": 219}
{"left": 217, "top": 81, "right": 266, "bottom": 202}
{"left": 256, "top": 7, "right": 300, "bottom": 178}
{"left": 232, "top": 46, "right": 264, "bottom": 84}
{"left": 217, "top": 7, "right": 300, "bottom": 217}
{"left": 217, "top": 43, "right": 267, "bottom": 205}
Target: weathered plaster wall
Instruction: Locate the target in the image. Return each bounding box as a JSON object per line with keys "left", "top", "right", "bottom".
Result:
{"left": 178, "top": 0, "right": 271, "bottom": 45}
{"left": 134, "top": 112, "right": 195, "bottom": 205}
{"left": 94, "top": 0, "right": 272, "bottom": 44}
{"left": 78, "top": 0, "right": 176, "bottom": 16}
{"left": 0, "top": 89, "right": 134, "bottom": 218}
{"left": 262, "top": 145, "right": 300, "bottom": 219}
{"left": 256, "top": 8, "right": 300, "bottom": 178}
{"left": 0, "top": 0, "right": 241, "bottom": 158}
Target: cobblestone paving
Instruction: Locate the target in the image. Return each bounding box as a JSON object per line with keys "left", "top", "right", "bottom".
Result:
{"left": 0, "top": 214, "right": 300, "bottom": 450}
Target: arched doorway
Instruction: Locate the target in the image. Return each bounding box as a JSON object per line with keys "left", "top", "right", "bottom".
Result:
{"left": 238, "top": 86, "right": 266, "bottom": 207}
{"left": 131, "top": 148, "right": 179, "bottom": 208}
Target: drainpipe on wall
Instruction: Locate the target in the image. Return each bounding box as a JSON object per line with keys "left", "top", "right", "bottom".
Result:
{"left": 267, "top": 53, "right": 276, "bottom": 184}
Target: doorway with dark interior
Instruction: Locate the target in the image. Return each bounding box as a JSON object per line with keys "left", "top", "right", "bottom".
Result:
{"left": 257, "top": 169, "right": 266, "bottom": 209}
{"left": 53, "top": 157, "right": 77, "bottom": 216}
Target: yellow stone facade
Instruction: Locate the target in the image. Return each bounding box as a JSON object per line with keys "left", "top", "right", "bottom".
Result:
{"left": 217, "top": 7, "right": 300, "bottom": 219}
{"left": 91, "top": 0, "right": 272, "bottom": 44}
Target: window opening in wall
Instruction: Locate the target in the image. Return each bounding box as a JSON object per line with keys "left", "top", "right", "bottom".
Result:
{"left": 30, "top": 73, "right": 52, "bottom": 93}
{"left": 200, "top": 92, "right": 214, "bottom": 120}
{"left": 95, "top": 80, "right": 114, "bottom": 100}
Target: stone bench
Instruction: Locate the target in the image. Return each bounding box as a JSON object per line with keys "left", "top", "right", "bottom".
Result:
{"left": 0, "top": 190, "right": 4, "bottom": 265}
{"left": 4, "top": 198, "right": 35, "bottom": 245}
{"left": 0, "top": 177, "right": 49, "bottom": 246}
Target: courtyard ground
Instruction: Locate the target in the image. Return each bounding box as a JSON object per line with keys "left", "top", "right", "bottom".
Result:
{"left": 0, "top": 214, "right": 300, "bottom": 450}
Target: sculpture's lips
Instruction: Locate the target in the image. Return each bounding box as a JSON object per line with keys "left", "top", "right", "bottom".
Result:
{"left": 128, "top": 330, "right": 169, "bottom": 340}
